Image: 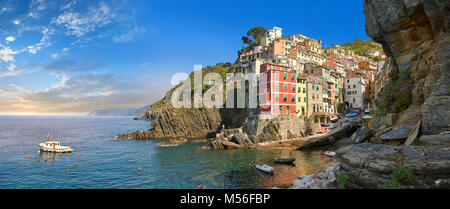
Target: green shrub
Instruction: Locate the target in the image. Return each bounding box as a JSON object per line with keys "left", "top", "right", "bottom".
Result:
{"left": 391, "top": 166, "right": 415, "bottom": 184}
{"left": 381, "top": 166, "right": 416, "bottom": 189}
{"left": 381, "top": 180, "right": 404, "bottom": 189}
{"left": 337, "top": 172, "right": 349, "bottom": 189}
{"left": 393, "top": 93, "right": 413, "bottom": 112}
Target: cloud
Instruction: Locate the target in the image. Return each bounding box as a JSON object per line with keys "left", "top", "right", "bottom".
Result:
{"left": 0, "top": 69, "right": 27, "bottom": 78}
{"left": 113, "top": 26, "right": 145, "bottom": 43}
{"left": 27, "top": 59, "right": 104, "bottom": 73}
{"left": 5, "top": 36, "right": 15, "bottom": 42}
{"left": 6, "top": 73, "right": 167, "bottom": 113}
{"left": 0, "top": 45, "right": 15, "bottom": 62}
{"left": 12, "top": 19, "right": 20, "bottom": 25}
{"left": 52, "top": 2, "right": 116, "bottom": 37}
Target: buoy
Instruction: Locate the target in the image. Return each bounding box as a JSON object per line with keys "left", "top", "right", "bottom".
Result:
{"left": 83, "top": 159, "right": 86, "bottom": 163}
{"left": 138, "top": 168, "right": 141, "bottom": 172}
{"left": 76, "top": 154, "right": 81, "bottom": 157}
{"left": 75, "top": 163, "right": 78, "bottom": 166}
{"left": 126, "top": 158, "right": 128, "bottom": 161}
{"left": 67, "top": 169, "right": 70, "bottom": 173}
{"left": 44, "top": 158, "right": 48, "bottom": 162}
{"left": 27, "top": 156, "right": 32, "bottom": 159}
{"left": 69, "top": 165, "right": 72, "bottom": 168}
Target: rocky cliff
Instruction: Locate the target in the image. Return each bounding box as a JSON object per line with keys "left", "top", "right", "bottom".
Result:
{"left": 117, "top": 63, "right": 250, "bottom": 139}
{"left": 363, "top": 0, "right": 449, "bottom": 134}
{"left": 334, "top": 143, "right": 450, "bottom": 188}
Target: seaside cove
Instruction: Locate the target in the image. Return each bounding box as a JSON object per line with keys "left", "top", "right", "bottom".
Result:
{"left": 0, "top": 116, "right": 337, "bottom": 189}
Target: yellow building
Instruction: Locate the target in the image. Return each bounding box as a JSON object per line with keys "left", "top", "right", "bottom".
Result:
{"left": 296, "top": 74, "right": 308, "bottom": 118}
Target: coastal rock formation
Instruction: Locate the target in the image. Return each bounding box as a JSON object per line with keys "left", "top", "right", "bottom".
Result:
{"left": 334, "top": 143, "right": 450, "bottom": 188}
{"left": 296, "top": 125, "right": 357, "bottom": 150}
{"left": 210, "top": 116, "right": 307, "bottom": 149}
{"left": 363, "top": 0, "right": 450, "bottom": 134}
{"left": 118, "top": 105, "right": 223, "bottom": 139}
{"left": 290, "top": 166, "right": 339, "bottom": 189}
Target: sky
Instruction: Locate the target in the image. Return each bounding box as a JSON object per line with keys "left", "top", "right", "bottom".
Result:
{"left": 0, "top": 0, "right": 370, "bottom": 115}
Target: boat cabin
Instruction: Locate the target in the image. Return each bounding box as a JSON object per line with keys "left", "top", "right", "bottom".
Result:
{"left": 42, "top": 141, "right": 60, "bottom": 147}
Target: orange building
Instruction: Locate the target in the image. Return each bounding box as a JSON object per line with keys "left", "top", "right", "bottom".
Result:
{"left": 258, "top": 63, "right": 297, "bottom": 116}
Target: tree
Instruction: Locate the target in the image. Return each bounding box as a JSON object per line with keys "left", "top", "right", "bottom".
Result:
{"left": 247, "top": 27, "right": 266, "bottom": 41}
{"left": 241, "top": 36, "right": 252, "bottom": 44}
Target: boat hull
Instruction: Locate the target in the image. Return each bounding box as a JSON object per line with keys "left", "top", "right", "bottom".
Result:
{"left": 256, "top": 164, "right": 274, "bottom": 173}
{"left": 39, "top": 143, "right": 73, "bottom": 153}
{"left": 274, "top": 158, "right": 295, "bottom": 164}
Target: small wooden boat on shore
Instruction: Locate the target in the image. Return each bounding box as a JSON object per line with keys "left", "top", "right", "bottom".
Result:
{"left": 256, "top": 164, "right": 274, "bottom": 173}
{"left": 317, "top": 127, "right": 328, "bottom": 134}
{"left": 324, "top": 151, "right": 336, "bottom": 157}
{"left": 274, "top": 158, "right": 295, "bottom": 164}
{"left": 38, "top": 133, "right": 73, "bottom": 153}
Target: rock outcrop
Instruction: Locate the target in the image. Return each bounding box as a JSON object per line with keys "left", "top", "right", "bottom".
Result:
{"left": 296, "top": 125, "right": 358, "bottom": 150}
{"left": 118, "top": 105, "right": 222, "bottom": 139}
{"left": 210, "top": 116, "right": 308, "bottom": 149}
{"left": 290, "top": 166, "right": 339, "bottom": 189}
{"left": 334, "top": 143, "right": 450, "bottom": 188}
{"left": 364, "top": 0, "right": 450, "bottom": 135}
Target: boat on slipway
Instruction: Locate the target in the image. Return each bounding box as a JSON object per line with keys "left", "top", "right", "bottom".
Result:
{"left": 38, "top": 133, "right": 73, "bottom": 153}
{"left": 256, "top": 164, "right": 274, "bottom": 174}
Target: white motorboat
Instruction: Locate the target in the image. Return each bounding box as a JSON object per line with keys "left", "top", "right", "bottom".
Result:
{"left": 324, "top": 151, "right": 336, "bottom": 157}
{"left": 256, "top": 164, "right": 274, "bottom": 173}
{"left": 38, "top": 133, "right": 73, "bottom": 153}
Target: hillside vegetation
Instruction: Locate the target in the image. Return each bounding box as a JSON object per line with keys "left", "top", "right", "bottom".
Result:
{"left": 341, "top": 39, "right": 385, "bottom": 61}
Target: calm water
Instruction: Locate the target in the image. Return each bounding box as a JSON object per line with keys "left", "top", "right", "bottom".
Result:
{"left": 0, "top": 116, "right": 334, "bottom": 189}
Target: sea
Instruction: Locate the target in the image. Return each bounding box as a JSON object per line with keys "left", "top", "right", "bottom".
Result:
{"left": 0, "top": 116, "right": 335, "bottom": 189}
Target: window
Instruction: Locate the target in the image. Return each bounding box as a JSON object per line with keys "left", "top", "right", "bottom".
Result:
{"left": 275, "top": 83, "right": 279, "bottom": 90}
{"left": 348, "top": 85, "right": 350, "bottom": 89}
{"left": 280, "top": 106, "right": 283, "bottom": 115}
{"left": 276, "top": 94, "right": 279, "bottom": 101}
{"left": 301, "top": 107, "right": 305, "bottom": 114}
{"left": 276, "top": 72, "right": 279, "bottom": 78}
{"left": 298, "top": 97, "right": 301, "bottom": 102}
{"left": 284, "top": 84, "right": 288, "bottom": 90}
{"left": 286, "top": 106, "right": 290, "bottom": 115}
{"left": 292, "top": 85, "right": 295, "bottom": 92}
{"left": 284, "top": 73, "right": 288, "bottom": 80}
{"left": 283, "top": 94, "right": 288, "bottom": 102}
{"left": 291, "top": 96, "right": 295, "bottom": 102}
{"left": 353, "top": 98, "right": 355, "bottom": 103}
{"left": 304, "top": 97, "right": 307, "bottom": 102}
{"left": 303, "top": 88, "right": 306, "bottom": 93}
{"left": 353, "top": 85, "right": 356, "bottom": 88}
{"left": 291, "top": 74, "right": 295, "bottom": 80}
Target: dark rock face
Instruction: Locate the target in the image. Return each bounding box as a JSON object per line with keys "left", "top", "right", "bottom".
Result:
{"left": 363, "top": 0, "right": 450, "bottom": 134}
{"left": 379, "top": 125, "right": 414, "bottom": 140}
{"left": 209, "top": 116, "right": 306, "bottom": 149}
{"left": 117, "top": 104, "right": 249, "bottom": 139}
{"left": 334, "top": 143, "right": 450, "bottom": 188}
{"left": 297, "top": 125, "right": 357, "bottom": 150}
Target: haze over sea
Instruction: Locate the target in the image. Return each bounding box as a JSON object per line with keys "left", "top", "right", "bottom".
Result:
{"left": 0, "top": 116, "right": 333, "bottom": 189}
